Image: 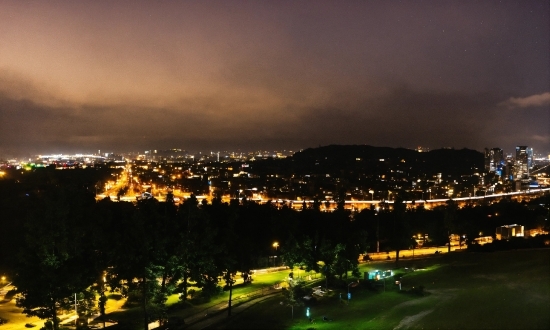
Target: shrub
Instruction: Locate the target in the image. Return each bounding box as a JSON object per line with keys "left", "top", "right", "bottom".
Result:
{"left": 125, "top": 290, "right": 142, "bottom": 306}
{"left": 187, "top": 288, "right": 196, "bottom": 299}
{"left": 200, "top": 283, "right": 223, "bottom": 300}
{"left": 411, "top": 285, "right": 425, "bottom": 296}
{"left": 4, "top": 289, "right": 16, "bottom": 300}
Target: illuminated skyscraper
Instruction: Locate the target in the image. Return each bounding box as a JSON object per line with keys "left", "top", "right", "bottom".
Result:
{"left": 515, "top": 146, "right": 531, "bottom": 179}
{"left": 526, "top": 147, "right": 533, "bottom": 169}
{"left": 484, "top": 148, "right": 504, "bottom": 173}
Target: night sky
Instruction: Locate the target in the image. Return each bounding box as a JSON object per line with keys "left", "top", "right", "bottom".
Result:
{"left": 1, "top": 1, "right": 549, "bottom": 158}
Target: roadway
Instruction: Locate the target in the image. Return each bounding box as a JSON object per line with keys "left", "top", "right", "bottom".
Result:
{"left": 364, "top": 245, "right": 464, "bottom": 261}
{"left": 0, "top": 284, "right": 41, "bottom": 329}
{"left": 96, "top": 176, "right": 550, "bottom": 210}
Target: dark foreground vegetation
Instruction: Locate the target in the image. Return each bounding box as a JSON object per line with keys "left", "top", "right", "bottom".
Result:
{"left": 0, "top": 167, "right": 548, "bottom": 329}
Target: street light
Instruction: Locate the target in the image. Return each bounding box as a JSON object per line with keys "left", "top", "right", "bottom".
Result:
{"left": 272, "top": 242, "right": 279, "bottom": 267}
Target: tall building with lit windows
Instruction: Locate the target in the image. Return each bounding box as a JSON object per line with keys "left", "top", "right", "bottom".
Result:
{"left": 515, "top": 146, "right": 531, "bottom": 179}
{"left": 484, "top": 148, "right": 504, "bottom": 173}
{"left": 526, "top": 147, "right": 533, "bottom": 169}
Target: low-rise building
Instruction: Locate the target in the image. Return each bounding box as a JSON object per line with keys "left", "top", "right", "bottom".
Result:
{"left": 496, "top": 224, "right": 524, "bottom": 240}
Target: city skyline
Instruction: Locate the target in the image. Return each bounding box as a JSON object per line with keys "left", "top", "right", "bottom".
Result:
{"left": 3, "top": 144, "right": 550, "bottom": 163}
{"left": 3, "top": 142, "right": 548, "bottom": 165}
{"left": 1, "top": 1, "right": 549, "bottom": 158}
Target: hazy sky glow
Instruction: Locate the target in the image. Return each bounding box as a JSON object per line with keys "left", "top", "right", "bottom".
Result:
{"left": 1, "top": 0, "right": 549, "bottom": 157}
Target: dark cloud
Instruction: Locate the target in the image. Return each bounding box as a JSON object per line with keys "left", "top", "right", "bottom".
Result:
{"left": 3, "top": 82, "right": 542, "bottom": 156}
{"left": 0, "top": 1, "right": 548, "bottom": 157}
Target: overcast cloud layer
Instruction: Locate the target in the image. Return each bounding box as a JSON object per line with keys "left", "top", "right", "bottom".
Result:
{"left": 0, "top": 1, "right": 548, "bottom": 157}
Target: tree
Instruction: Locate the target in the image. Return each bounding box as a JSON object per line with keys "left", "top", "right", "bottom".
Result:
{"left": 390, "top": 196, "right": 412, "bottom": 264}
{"left": 105, "top": 198, "right": 169, "bottom": 330}
{"left": 13, "top": 187, "right": 98, "bottom": 330}
{"left": 176, "top": 196, "right": 220, "bottom": 303}
{"left": 281, "top": 234, "right": 303, "bottom": 270}
{"left": 223, "top": 270, "right": 236, "bottom": 317}
{"left": 298, "top": 237, "right": 341, "bottom": 288}
{"left": 444, "top": 199, "right": 458, "bottom": 252}
{"left": 282, "top": 278, "right": 306, "bottom": 319}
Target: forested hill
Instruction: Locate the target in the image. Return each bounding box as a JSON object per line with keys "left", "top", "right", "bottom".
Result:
{"left": 250, "top": 145, "right": 484, "bottom": 177}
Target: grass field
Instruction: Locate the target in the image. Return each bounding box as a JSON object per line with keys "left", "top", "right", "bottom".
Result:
{"left": 106, "top": 268, "right": 310, "bottom": 328}
{"left": 213, "top": 249, "right": 550, "bottom": 330}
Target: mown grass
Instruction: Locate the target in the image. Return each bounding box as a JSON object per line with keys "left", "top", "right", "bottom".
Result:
{"left": 215, "top": 249, "right": 550, "bottom": 330}
{"left": 105, "top": 267, "right": 320, "bottom": 329}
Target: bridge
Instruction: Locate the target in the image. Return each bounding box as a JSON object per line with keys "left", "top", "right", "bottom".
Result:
{"left": 97, "top": 187, "right": 550, "bottom": 212}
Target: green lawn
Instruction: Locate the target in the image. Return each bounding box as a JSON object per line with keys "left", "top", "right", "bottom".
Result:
{"left": 106, "top": 267, "right": 320, "bottom": 328}
{"left": 214, "top": 249, "right": 550, "bottom": 330}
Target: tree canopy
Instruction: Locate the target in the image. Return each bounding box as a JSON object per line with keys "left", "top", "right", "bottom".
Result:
{"left": 0, "top": 168, "right": 548, "bottom": 329}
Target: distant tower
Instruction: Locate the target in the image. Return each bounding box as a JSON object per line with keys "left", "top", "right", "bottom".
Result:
{"left": 515, "top": 146, "right": 529, "bottom": 179}
{"left": 526, "top": 147, "right": 533, "bottom": 169}
{"left": 484, "top": 148, "right": 503, "bottom": 173}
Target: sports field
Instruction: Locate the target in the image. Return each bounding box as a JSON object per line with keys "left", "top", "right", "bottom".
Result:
{"left": 213, "top": 249, "right": 550, "bottom": 329}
